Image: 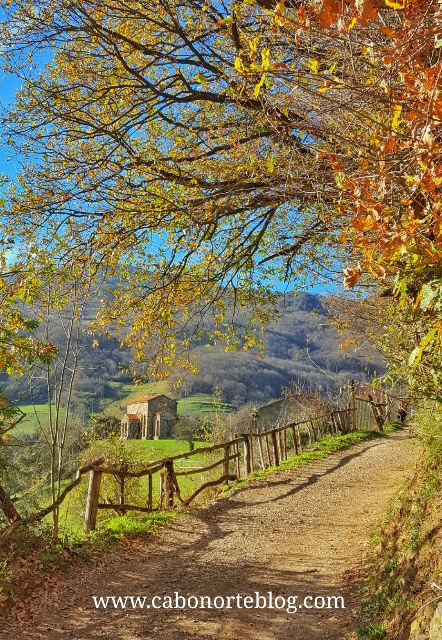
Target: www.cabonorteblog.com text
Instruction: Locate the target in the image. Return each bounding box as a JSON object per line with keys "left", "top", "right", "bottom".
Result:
{"left": 92, "top": 592, "right": 345, "bottom": 614}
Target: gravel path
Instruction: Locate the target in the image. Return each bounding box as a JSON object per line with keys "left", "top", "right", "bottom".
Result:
{"left": 4, "top": 430, "right": 413, "bottom": 640}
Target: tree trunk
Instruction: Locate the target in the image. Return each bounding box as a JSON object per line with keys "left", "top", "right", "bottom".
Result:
{"left": 0, "top": 483, "right": 21, "bottom": 523}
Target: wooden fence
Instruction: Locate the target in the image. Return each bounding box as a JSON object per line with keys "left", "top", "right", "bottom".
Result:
{"left": 82, "top": 408, "right": 351, "bottom": 533}
{"left": 354, "top": 383, "right": 403, "bottom": 431}
{"left": 0, "top": 381, "right": 407, "bottom": 544}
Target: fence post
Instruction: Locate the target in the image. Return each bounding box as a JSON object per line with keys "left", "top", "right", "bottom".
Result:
{"left": 309, "top": 419, "right": 317, "bottom": 441}
{"left": 282, "top": 429, "right": 287, "bottom": 460}
{"left": 249, "top": 434, "right": 255, "bottom": 471}
{"left": 257, "top": 434, "right": 265, "bottom": 470}
{"left": 119, "top": 477, "right": 125, "bottom": 513}
{"left": 223, "top": 444, "right": 230, "bottom": 477}
{"left": 84, "top": 469, "right": 102, "bottom": 534}
{"left": 291, "top": 426, "right": 299, "bottom": 456}
{"left": 234, "top": 436, "right": 241, "bottom": 478}
{"left": 296, "top": 425, "right": 302, "bottom": 453}
{"left": 242, "top": 434, "right": 251, "bottom": 476}
{"left": 147, "top": 473, "right": 153, "bottom": 511}
{"left": 159, "top": 472, "right": 164, "bottom": 509}
{"left": 349, "top": 379, "right": 356, "bottom": 431}
{"left": 164, "top": 460, "right": 175, "bottom": 509}
{"left": 271, "top": 430, "right": 280, "bottom": 467}
{"left": 277, "top": 430, "right": 283, "bottom": 461}
{"left": 264, "top": 431, "right": 271, "bottom": 466}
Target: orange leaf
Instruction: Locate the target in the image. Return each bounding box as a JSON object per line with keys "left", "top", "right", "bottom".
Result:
{"left": 343, "top": 266, "right": 363, "bottom": 289}
{"left": 383, "top": 138, "right": 396, "bottom": 153}
{"left": 317, "top": 0, "right": 340, "bottom": 27}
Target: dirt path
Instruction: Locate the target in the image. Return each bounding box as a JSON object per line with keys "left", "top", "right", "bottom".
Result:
{"left": 4, "top": 431, "right": 413, "bottom": 640}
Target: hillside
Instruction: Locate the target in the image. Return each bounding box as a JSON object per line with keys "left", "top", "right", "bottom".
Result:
{"left": 2, "top": 292, "right": 385, "bottom": 421}
{"left": 168, "top": 292, "right": 385, "bottom": 407}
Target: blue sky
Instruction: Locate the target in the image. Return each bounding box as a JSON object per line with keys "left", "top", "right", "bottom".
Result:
{"left": 0, "top": 65, "right": 338, "bottom": 297}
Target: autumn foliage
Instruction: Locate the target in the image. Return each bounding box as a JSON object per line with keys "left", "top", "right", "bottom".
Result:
{"left": 0, "top": 0, "right": 440, "bottom": 392}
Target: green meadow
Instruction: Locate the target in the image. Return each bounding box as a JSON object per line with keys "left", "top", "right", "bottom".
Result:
{"left": 15, "top": 404, "right": 67, "bottom": 437}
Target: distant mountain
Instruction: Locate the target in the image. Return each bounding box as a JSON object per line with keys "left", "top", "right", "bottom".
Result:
{"left": 1, "top": 292, "right": 384, "bottom": 413}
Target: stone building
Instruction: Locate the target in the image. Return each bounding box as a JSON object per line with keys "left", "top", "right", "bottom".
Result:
{"left": 121, "top": 394, "right": 178, "bottom": 440}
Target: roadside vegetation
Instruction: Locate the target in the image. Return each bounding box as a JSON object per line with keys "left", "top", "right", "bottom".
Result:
{"left": 357, "top": 410, "right": 442, "bottom": 640}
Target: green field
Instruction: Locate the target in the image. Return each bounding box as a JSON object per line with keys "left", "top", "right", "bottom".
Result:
{"left": 129, "top": 439, "right": 189, "bottom": 457}
{"left": 177, "top": 394, "right": 234, "bottom": 417}
{"left": 125, "top": 438, "right": 209, "bottom": 459}
{"left": 15, "top": 404, "right": 67, "bottom": 437}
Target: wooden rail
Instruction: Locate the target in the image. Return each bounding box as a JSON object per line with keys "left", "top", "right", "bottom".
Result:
{"left": 82, "top": 409, "right": 352, "bottom": 533}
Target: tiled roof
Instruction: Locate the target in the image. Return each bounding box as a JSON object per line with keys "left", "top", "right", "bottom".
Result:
{"left": 125, "top": 413, "right": 140, "bottom": 420}
{"left": 127, "top": 394, "right": 162, "bottom": 403}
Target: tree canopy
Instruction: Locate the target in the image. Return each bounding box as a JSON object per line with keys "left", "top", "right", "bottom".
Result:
{"left": 0, "top": 0, "right": 441, "bottom": 391}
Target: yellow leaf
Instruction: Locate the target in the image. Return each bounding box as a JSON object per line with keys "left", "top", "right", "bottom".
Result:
{"left": 385, "top": 0, "right": 410, "bottom": 8}
{"left": 234, "top": 57, "right": 244, "bottom": 73}
{"left": 247, "top": 36, "right": 259, "bottom": 53}
{"left": 392, "top": 104, "right": 403, "bottom": 130}
{"left": 310, "top": 59, "right": 319, "bottom": 73}
{"left": 348, "top": 17, "right": 357, "bottom": 30}
{"left": 261, "top": 48, "right": 270, "bottom": 71}
{"left": 253, "top": 73, "right": 266, "bottom": 98}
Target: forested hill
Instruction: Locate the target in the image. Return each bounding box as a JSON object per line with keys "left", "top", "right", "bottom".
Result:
{"left": 1, "top": 293, "right": 384, "bottom": 412}
{"left": 172, "top": 292, "right": 384, "bottom": 407}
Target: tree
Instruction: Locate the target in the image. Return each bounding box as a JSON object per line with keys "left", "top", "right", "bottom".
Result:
{"left": 24, "top": 267, "right": 100, "bottom": 538}
{"left": 0, "top": 247, "right": 57, "bottom": 426}
{"left": 0, "top": 246, "right": 57, "bottom": 525}
{"left": 175, "top": 415, "right": 203, "bottom": 451}
{"left": 0, "top": 0, "right": 440, "bottom": 392}
{"left": 0, "top": 0, "right": 347, "bottom": 378}
{"left": 87, "top": 414, "right": 121, "bottom": 441}
{"left": 303, "top": 0, "right": 442, "bottom": 387}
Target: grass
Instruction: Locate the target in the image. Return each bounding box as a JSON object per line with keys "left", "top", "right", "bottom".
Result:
{"left": 125, "top": 438, "right": 210, "bottom": 460}
{"left": 102, "top": 511, "right": 177, "bottom": 537}
{"left": 177, "top": 393, "right": 234, "bottom": 417}
{"left": 15, "top": 404, "right": 67, "bottom": 437}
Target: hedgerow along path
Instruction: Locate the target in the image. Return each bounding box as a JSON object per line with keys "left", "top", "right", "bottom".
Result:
{"left": 3, "top": 428, "right": 413, "bottom": 640}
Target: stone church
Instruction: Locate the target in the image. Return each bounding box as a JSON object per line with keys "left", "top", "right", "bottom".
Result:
{"left": 120, "top": 394, "right": 178, "bottom": 440}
